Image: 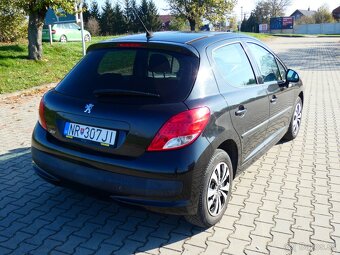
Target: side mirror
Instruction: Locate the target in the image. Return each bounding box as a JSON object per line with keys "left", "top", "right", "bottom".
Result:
{"left": 286, "top": 69, "right": 299, "bottom": 83}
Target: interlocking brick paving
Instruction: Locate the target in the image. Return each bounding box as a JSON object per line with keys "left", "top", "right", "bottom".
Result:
{"left": 0, "top": 37, "right": 339, "bottom": 254}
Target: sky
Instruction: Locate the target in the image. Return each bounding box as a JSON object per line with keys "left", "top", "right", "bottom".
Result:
{"left": 96, "top": 0, "right": 340, "bottom": 21}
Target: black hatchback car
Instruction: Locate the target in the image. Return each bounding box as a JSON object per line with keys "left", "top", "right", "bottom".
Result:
{"left": 32, "top": 32, "right": 303, "bottom": 227}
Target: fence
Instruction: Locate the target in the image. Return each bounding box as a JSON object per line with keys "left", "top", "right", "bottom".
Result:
{"left": 294, "top": 22, "right": 340, "bottom": 34}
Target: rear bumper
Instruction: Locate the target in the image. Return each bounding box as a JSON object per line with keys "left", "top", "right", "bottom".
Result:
{"left": 31, "top": 123, "right": 213, "bottom": 215}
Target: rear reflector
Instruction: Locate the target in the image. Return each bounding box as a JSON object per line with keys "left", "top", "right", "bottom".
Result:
{"left": 51, "top": 30, "right": 56, "bottom": 34}
{"left": 147, "top": 107, "right": 210, "bottom": 151}
{"left": 38, "top": 97, "right": 47, "bottom": 130}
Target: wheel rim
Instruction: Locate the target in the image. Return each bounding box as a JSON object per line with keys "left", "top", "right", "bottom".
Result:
{"left": 292, "top": 102, "right": 302, "bottom": 135}
{"left": 60, "top": 36, "right": 66, "bottom": 43}
{"left": 84, "top": 35, "right": 90, "bottom": 42}
{"left": 206, "top": 162, "right": 230, "bottom": 217}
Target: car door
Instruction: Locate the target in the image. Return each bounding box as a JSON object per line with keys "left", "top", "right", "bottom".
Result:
{"left": 208, "top": 41, "right": 270, "bottom": 163}
{"left": 69, "top": 23, "right": 82, "bottom": 41}
{"left": 246, "top": 43, "right": 295, "bottom": 141}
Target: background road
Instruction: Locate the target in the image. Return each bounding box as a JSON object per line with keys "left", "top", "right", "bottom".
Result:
{"left": 0, "top": 36, "right": 339, "bottom": 255}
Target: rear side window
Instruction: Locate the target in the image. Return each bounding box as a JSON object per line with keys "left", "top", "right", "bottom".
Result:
{"left": 56, "top": 48, "right": 199, "bottom": 104}
{"left": 212, "top": 43, "right": 257, "bottom": 87}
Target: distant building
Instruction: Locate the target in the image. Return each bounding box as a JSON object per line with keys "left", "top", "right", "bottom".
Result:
{"left": 332, "top": 6, "right": 340, "bottom": 21}
{"left": 159, "top": 15, "right": 174, "bottom": 30}
{"left": 290, "top": 8, "right": 316, "bottom": 21}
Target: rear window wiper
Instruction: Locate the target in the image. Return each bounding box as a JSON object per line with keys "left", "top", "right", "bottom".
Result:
{"left": 93, "top": 89, "right": 160, "bottom": 98}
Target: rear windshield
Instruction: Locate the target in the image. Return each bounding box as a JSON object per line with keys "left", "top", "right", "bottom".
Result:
{"left": 56, "top": 47, "right": 199, "bottom": 104}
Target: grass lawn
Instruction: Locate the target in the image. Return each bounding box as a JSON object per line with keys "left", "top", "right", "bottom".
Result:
{"left": 0, "top": 36, "right": 113, "bottom": 94}
{"left": 241, "top": 32, "right": 273, "bottom": 40}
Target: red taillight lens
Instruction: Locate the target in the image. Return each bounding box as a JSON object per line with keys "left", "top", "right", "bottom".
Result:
{"left": 51, "top": 29, "right": 56, "bottom": 34}
{"left": 147, "top": 107, "right": 210, "bottom": 151}
{"left": 38, "top": 97, "right": 47, "bottom": 130}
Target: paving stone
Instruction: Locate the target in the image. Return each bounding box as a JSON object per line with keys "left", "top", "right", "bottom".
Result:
{"left": 0, "top": 36, "right": 340, "bottom": 255}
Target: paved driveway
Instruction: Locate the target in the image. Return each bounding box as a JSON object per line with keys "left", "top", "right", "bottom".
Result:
{"left": 0, "top": 37, "right": 339, "bottom": 255}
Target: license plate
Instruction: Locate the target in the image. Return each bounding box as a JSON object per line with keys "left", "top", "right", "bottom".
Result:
{"left": 64, "top": 122, "right": 116, "bottom": 146}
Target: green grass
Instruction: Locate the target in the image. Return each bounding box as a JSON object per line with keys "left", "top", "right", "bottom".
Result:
{"left": 271, "top": 33, "right": 307, "bottom": 37}
{"left": 0, "top": 36, "right": 114, "bottom": 94}
{"left": 240, "top": 32, "right": 273, "bottom": 40}
{"left": 317, "top": 34, "right": 340, "bottom": 37}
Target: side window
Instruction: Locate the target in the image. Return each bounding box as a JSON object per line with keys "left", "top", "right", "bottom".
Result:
{"left": 276, "top": 60, "right": 286, "bottom": 81}
{"left": 212, "top": 43, "right": 257, "bottom": 87}
{"left": 248, "top": 43, "right": 280, "bottom": 83}
{"left": 70, "top": 23, "right": 80, "bottom": 30}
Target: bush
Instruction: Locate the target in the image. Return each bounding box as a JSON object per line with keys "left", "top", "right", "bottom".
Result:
{"left": 85, "top": 17, "right": 100, "bottom": 36}
{"left": 0, "top": 3, "right": 27, "bottom": 42}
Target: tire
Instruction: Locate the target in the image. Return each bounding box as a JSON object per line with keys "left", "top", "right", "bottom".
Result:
{"left": 60, "top": 35, "right": 67, "bottom": 43}
{"left": 84, "top": 34, "right": 91, "bottom": 42}
{"left": 185, "top": 149, "right": 233, "bottom": 227}
{"left": 283, "top": 97, "right": 303, "bottom": 141}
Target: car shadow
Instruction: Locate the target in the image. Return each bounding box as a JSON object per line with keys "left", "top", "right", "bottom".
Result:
{"left": 0, "top": 148, "right": 206, "bottom": 254}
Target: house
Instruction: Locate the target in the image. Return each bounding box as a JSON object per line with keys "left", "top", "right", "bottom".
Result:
{"left": 290, "top": 8, "right": 316, "bottom": 21}
{"left": 332, "top": 6, "right": 340, "bottom": 21}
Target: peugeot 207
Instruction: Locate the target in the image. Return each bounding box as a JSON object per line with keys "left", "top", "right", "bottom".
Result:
{"left": 32, "top": 32, "right": 303, "bottom": 227}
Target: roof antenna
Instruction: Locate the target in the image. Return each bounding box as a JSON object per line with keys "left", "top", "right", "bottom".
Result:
{"left": 131, "top": 7, "right": 153, "bottom": 39}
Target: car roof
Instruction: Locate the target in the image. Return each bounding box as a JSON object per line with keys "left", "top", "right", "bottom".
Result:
{"left": 101, "top": 31, "right": 253, "bottom": 45}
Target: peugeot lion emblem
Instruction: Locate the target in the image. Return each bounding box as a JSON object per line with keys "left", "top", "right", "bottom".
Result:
{"left": 84, "top": 103, "right": 94, "bottom": 114}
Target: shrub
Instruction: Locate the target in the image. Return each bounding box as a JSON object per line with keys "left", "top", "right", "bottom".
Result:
{"left": 86, "top": 17, "right": 100, "bottom": 36}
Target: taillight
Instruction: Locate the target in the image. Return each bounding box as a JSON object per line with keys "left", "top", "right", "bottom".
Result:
{"left": 147, "top": 107, "right": 210, "bottom": 151}
{"left": 38, "top": 97, "right": 47, "bottom": 130}
{"left": 51, "top": 30, "right": 56, "bottom": 34}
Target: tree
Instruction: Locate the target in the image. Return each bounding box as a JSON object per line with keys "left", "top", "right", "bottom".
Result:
{"left": 146, "top": 0, "right": 162, "bottom": 31}
{"left": 112, "top": 2, "right": 126, "bottom": 34}
{"left": 100, "top": 0, "right": 114, "bottom": 35}
{"left": 0, "top": 0, "right": 27, "bottom": 42}
{"left": 89, "top": 1, "right": 101, "bottom": 21}
{"left": 266, "top": 0, "right": 291, "bottom": 17}
{"left": 82, "top": 0, "right": 90, "bottom": 23}
{"left": 20, "top": 0, "right": 75, "bottom": 60}
{"left": 253, "top": 1, "right": 271, "bottom": 24}
{"left": 166, "top": 0, "right": 236, "bottom": 31}
{"left": 314, "top": 4, "right": 334, "bottom": 24}
{"left": 227, "top": 15, "right": 238, "bottom": 31}
{"left": 138, "top": 0, "right": 161, "bottom": 32}
{"left": 169, "top": 16, "right": 189, "bottom": 31}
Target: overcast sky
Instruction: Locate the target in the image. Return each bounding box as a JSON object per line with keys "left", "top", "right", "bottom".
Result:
{"left": 96, "top": 0, "right": 339, "bottom": 20}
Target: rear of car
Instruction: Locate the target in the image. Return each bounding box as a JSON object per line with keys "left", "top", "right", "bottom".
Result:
{"left": 32, "top": 41, "right": 211, "bottom": 214}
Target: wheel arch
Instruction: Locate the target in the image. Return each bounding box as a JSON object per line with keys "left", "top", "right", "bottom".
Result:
{"left": 298, "top": 91, "right": 304, "bottom": 105}
{"left": 217, "top": 139, "right": 239, "bottom": 178}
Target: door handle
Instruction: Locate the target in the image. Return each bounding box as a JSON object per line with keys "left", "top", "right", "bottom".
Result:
{"left": 235, "top": 105, "right": 247, "bottom": 117}
{"left": 270, "top": 95, "right": 277, "bottom": 103}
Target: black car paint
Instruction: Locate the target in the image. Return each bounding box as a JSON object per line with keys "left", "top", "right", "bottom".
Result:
{"left": 32, "top": 32, "right": 303, "bottom": 215}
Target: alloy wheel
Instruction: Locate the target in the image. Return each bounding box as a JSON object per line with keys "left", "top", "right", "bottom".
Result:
{"left": 206, "top": 162, "right": 230, "bottom": 216}
{"left": 292, "top": 102, "right": 302, "bottom": 135}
